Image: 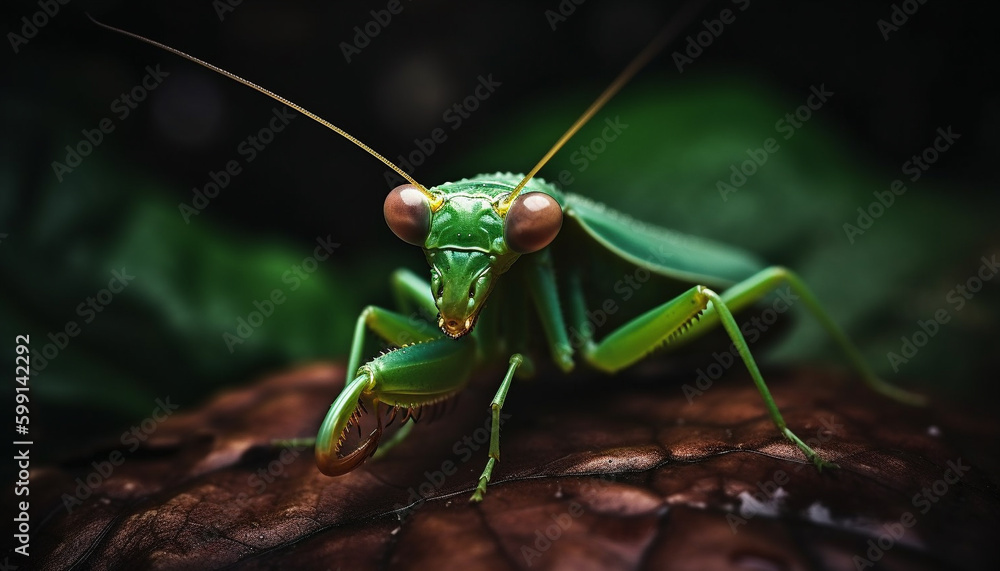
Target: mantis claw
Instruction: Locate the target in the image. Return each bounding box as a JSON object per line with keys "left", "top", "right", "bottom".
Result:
{"left": 316, "top": 400, "right": 384, "bottom": 477}
{"left": 315, "top": 372, "right": 385, "bottom": 477}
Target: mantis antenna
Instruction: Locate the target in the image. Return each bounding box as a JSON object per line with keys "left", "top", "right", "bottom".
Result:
{"left": 87, "top": 14, "right": 439, "bottom": 204}
{"left": 500, "top": 0, "right": 711, "bottom": 214}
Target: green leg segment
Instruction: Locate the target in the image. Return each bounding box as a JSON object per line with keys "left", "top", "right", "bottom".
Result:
{"left": 525, "top": 250, "right": 574, "bottom": 372}
{"left": 471, "top": 353, "right": 524, "bottom": 502}
{"left": 390, "top": 268, "right": 439, "bottom": 321}
{"left": 346, "top": 306, "right": 442, "bottom": 374}
{"left": 571, "top": 282, "right": 837, "bottom": 469}
{"left": 570, "top": 266, "right": 922, "bottom": 405}
{"left": 347, "top": 269, "right": 443, "bottom": 375}
{"left": 681, "top": 267, "right": 924, "bottom": 406}
{"left": 730, "top": 267, "right": 924, "bottom": 405}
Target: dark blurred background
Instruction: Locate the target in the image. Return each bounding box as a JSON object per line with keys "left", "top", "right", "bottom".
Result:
{"left": 2, "top": 0, "right": 998, "bottom": 462}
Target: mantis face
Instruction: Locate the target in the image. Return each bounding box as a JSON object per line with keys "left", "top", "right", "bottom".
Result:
{"left": 384, "top": 183, "right": 563, "bottom": 338}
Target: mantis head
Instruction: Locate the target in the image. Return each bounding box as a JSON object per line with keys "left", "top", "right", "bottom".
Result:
{"left": 384, "top": 182, "right": 563, "bottom": 338}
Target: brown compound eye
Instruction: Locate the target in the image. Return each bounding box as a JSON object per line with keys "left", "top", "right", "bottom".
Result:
{"left": 504, "top": 192, "right": 562, "bottom": 254}
{"left": 384, "top": 184, "right": 431, "bottom": 246}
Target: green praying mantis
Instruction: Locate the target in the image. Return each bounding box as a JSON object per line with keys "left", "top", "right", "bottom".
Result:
{"left": 92, "top": 8, "right": 925, "bottom": 503}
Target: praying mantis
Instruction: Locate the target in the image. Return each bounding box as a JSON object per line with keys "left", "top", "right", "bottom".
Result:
{"left": 92, "top": 5, "right": 925, "bottom": 504}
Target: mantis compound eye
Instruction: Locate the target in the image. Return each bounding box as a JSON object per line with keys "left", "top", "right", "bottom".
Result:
{"left": 504, "top": 192, "right": 562, "bottom": 254}
{"left": 384, "top": 184, "right": 431, "bottom": 246}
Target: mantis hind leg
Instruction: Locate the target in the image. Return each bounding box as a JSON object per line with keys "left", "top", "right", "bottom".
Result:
{"left": 572, "top": 283, "right": 838, "bottom": 469}
{"left": 676, "top": 266, "right": 924, "bottom": 406}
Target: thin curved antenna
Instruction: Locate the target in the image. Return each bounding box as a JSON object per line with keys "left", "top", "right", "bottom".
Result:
{"left": 499, "top": 0, "right": 710, "bottom": 213}
{"left": 88, "top": 14, "right": 440, "bottom": 205}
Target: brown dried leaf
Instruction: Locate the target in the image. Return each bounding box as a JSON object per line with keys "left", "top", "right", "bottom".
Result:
{"left": 33, "top": 364, "right": 999, "bottom": 570}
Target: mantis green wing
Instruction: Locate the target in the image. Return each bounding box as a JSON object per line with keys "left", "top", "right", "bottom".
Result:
{"left": 562, "top": 193, "right": 765, "bottom": 287}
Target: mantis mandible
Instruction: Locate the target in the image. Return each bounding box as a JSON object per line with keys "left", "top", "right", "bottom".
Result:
{"left": 92, "top": 7, "right": 925, "bottom": 503}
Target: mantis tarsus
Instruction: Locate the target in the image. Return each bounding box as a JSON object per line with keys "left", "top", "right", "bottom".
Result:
{"left": 92, "top": 7, "right": 925, "bottom": 504}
